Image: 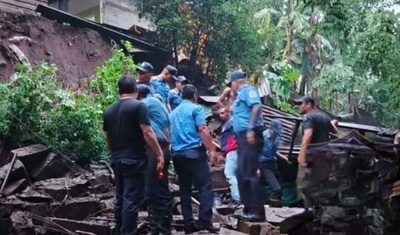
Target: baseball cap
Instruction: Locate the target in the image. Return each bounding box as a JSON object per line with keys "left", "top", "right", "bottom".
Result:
{"left": 227, "top": 71, "right": 246, "bottom": 87}
{"left": 165, "top": 65, "right": 178, "bottom": 80}
{"left": 136, "top": 62, "right": 154, "bottom": 73}
{"left": 137, "top": 84, "right": 151, "bottom": 98}
{"left": 294, "top": 95, "right": 316, "bottom": 105}
{"left": 270, "top": 119, "right": 283, "bottom": 136}
{"left": 175, "top": 75, "right": 188, "bottom": 83}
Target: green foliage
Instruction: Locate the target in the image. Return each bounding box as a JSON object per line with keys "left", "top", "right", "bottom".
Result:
{"left": 1, "top": 62, "right": 107, "bottom": 160}
{"left": 0, "top": 84, "right": 10, "bottom": 136}
{"left": 267, "top": 62, "right": 300, "bottom": 113}
{"left": 90, "top": 41, "right": 137, "bottom": 111}
{"left": 135, "top": 0, "right": 263, "bottom": 85}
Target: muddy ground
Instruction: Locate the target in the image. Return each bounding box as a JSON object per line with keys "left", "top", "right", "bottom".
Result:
{"left": 0, "top": 9, "right": 112, "bottom": 89}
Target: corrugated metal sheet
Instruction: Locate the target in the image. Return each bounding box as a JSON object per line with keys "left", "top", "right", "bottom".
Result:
{"left": 0, "top": 0, "right": 48, "bottom": 12}
{"left": 262, "top": 105, "right": 298, "bottom": 145}
{"left": 257, "top": 78, "right": 271, "bottom": 97}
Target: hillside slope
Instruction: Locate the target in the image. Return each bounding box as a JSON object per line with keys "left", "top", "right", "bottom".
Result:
{"left": 0, "top": 10, "right": 113, "bottom": 89}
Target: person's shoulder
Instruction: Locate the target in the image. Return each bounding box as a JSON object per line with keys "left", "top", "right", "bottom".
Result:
{"left": 169, "top": 88, "right": 178, "bottom": 95}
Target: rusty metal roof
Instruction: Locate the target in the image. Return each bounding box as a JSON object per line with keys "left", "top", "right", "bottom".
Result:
{"left": 262, "top": 105, "right": 298, "bottom": 145}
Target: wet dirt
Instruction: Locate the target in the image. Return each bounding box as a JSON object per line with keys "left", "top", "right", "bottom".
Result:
{"left": 0, "top": 10, "right": 112, "bottom": 89}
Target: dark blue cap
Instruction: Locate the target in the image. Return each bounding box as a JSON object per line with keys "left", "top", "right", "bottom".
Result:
{"left": 137, "top": 62, "right": 154, "bottom": 73}
{"left": 175, "top": 75, "right": 188, "bottom": 82}
{"left": 137, "top": 84, "right": 151, "bottom": 98}
{"left": 165, "top": 65, "right": 178, "bottom": 80}
{"left": 294, "top": 95, "right": 316, "bottom": 105}
{"left": 230, "top": 71, "right": 246, "bottom": 81}
{"left": 270, "top": 119, "right": 283, "bottom": 135}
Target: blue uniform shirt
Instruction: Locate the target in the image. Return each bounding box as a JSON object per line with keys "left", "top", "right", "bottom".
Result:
{"left": 232, "top": 85, "right": 264, "bottom": 133}
{"left": 150, "top": 76, "right": 170, "bottom": 104}
{"left": 259, "top": 130, "right": 280, "bottom": 162}
{"left": 170, "top": 100, "right": 206, "bottom": 152}
{"left": 168, "top": 88, "right": 182, "bottom": 111}
{"left": 142, "top": 95, "right": 171, "bottom": 143}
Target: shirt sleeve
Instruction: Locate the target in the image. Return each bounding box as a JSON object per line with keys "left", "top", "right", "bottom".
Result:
{"left": 243, "top": 87, "right": 261, "bottom": 107}
{"left": 303, "top": 115, "right": 314, "bottom": 130}
{"left": 137, "top": 102, "right": 151, "bottom": 125}
{"left": 193, "top": 106, "right": 206, "bottom": 126}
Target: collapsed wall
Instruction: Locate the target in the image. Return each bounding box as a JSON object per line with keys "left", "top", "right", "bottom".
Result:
{"left": 0, "top": 9, "right": 113, "bottom": 89}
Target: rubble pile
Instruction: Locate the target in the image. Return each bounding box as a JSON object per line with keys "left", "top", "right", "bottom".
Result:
{"left": 0, "top": 144, "right": 118, "bottom": 235}
{"left": 0, "top": 143, "right": 295, "bottom": 235}
{"left": 303, "top": 130, "right": 400, "bottom": 235}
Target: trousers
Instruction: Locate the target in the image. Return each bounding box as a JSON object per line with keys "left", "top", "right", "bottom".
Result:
{"left": 145, "top": 143, "right": 173, "bottom": 234}
{"left": 111, "top": 157, "right": 146, "bottom": 235}
{"left": 237, "top": 130, "right": 265, "bottom": 216}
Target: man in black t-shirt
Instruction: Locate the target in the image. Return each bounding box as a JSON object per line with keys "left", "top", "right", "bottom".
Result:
{"left": 103, "top": 76, "right": 164, "bottom": 235}
{"left": 294, "top": 96, "right": 338, "bottom": 207}
{"left": 294, "top": 96, "right": 337, "bottom": 165}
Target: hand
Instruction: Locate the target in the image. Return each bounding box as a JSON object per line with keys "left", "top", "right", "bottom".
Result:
{"left": 246, "top": 130, "right": 256, "bottom": 145}
{"left": 331, "top": 119, "right": 338, "bottom": 126}
{"left": 156, "top": 154, "right": 164, "bottom": 172}
{"left": 208, "top": 150, "right": 218, "bottom": 164}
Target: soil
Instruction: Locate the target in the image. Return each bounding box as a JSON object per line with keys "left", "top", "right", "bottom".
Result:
{"left": 0, "top": 10, "right": 112, "bottom": 89}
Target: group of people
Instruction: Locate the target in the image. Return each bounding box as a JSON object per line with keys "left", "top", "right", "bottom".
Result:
{"left": 103, "top": 62, "right": 338, "bottom": 235}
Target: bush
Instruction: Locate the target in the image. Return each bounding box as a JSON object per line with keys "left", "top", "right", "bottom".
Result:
{"left": 0, "top": 43, "right": 139, "bottom": 160}
{"left": 2, "top": 63, "right": 106, "bottom": 160}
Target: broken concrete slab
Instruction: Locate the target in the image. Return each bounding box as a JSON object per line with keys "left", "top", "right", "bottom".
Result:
{"left": 2, "top": 178, "right": 29, "bottom": 196}
{"left": 46, "top": 217, "right": 114, "bottom": 235}
{"left": 237, "top": 220, "right": 280, "bottom": 235}
{"left": 0, "top": 197, "right": 52, "bottom": 220}
{"left": 10, "top": 144, "right": 49, "bottom": 177}
{"left": 19, "top": 188, "right": 53, "bottom": 203}
{"left": 32, "top": 177, "right": 89, "bottom": 201}
{"left": 219, "top": 227, "right": 248, "bottom": 235}
{"left": 265, "top": 207, "right": 310, "bottom": 233}
{"left": 52, "top": 197, "right": 101, "bottom": 220}
{"left": 0, "top": 160, "right": 26, "bottom": 187}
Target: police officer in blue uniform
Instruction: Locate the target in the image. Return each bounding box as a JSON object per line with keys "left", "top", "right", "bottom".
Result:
{"left": 230, "top": 71, "right": 266, "bottom": 222}
{"left": 152, "top": 65, "right": 179, "bottom": 110}
{"left": 137, "top": 84, "right": 172, "bottom": 235}
{"left": 137, "top": 62, "right": 158, "bottom": 95}
{"left": 168, "top": 75, "right": 189, "bottom": 111}
{"left": 170, "top": 85, "right": 219, "bottom": 234}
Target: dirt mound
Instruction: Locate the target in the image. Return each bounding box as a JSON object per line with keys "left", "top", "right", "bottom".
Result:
{"left": 0, "top": 10, "right": 112, "bottom": 89}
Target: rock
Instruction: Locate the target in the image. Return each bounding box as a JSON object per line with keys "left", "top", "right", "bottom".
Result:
{"left": 9, "top": 211, "right": 38, "bottom": 235}
{"left": 0, "top": 197, "right": 52, "bottom": 218}
{"left": 10, "top": 144, "right": 49, "bottom": 178}
{"left": 265, "top": 207, "right": 310, "bottom": 233}
{"left": 219, "top": 227, "right": 248, "bottom": 235}
{"left": 52, "top": 197, "right": 101, "bottom": 220}
{"left": 8, "top": 36, "right": 34, "bottom": 44}
{"left": 31, "top": 177, "right": 89, "bottom": 201}
{"left": 237, "top": 220, "right": 280, "bottom": 235}
{"left": 0, "top": 160, "right": 27, "bottom": 188}
{"left": 8, "top": 44, "right": 31, "bottom": 70}
{"left": 46, "top": 217, "right": 114, "bottom": 235}
{"left": 19, "top": 188, "right": 52, "bottom": 203}
{"left": 2, "top": 179, "right": 29, "bottom": 196}
{"left": 30, "top": 152, "right": 81, "bottom": 181}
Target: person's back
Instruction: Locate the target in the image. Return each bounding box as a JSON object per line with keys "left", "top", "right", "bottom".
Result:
{"left": 142, "top": 96, "right": 171, "bottom": 144}
{"left": 103, "top": 99, "right": 148, "bottom": 159}
{"left": 170, "top": 100, "right": 203, "bottom": 152}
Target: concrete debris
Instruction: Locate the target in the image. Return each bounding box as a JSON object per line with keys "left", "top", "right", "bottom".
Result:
{"left": 2, "top": 178, "right": 29, "bottom": 196}
{"left": 8, "top": 36, "right": 34, "bottom": 44}
{"left": 0, "top": 160, "right": 26, "bottom": 187}
{"left": 45, "top": 217, "right": 115, "bottom": 235}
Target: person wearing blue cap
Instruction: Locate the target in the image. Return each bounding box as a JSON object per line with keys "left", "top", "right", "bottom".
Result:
{"left": 168, "top": 75, "right": 189, "bottom": 111}
{"left": 259, "top": 119, "right": 283, "bottom": 207}
{"left": 230, "top": 71, "right": 266, "bottom": 222}
{"left": 151, "top": 65, "right": 179, "bottom": 110}
{"left": 170, "top": 84, "right": 219, "bottom": 234}
{"left": 137, "top": 84, "right": 173, "bottom": 234}
{"left": 137, "top": 62, "right": 157, "bottom": 93}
